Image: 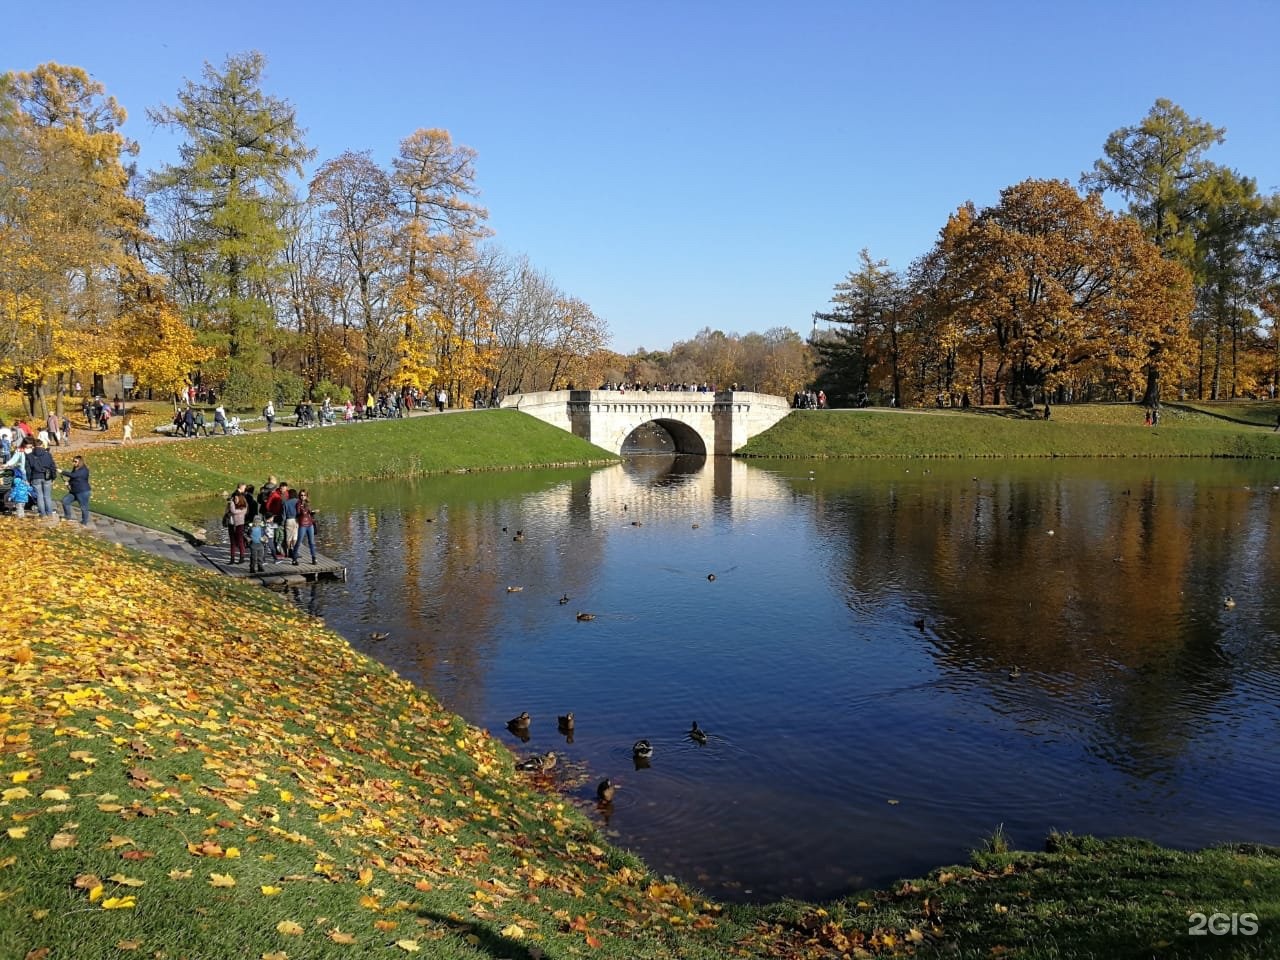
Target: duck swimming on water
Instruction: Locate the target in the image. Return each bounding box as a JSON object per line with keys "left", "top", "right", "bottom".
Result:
{"left": 632, "top": 739, "right": 653, "bottom": 760}
{"left": 688, "top": 721, "right": 708, "bottom": 745}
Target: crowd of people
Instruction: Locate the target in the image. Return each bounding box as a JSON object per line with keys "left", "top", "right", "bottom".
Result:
{"left": 1, "top": 424, "right": 92, "bottom": 524}
{"left": 222, "top": 476, "right": 318, "bottom": 572}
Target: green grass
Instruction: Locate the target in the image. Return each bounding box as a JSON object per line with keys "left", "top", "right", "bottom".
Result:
{"left": 738, "top": 403, "right": 1280, "bottom": 459}
{"left": 83, "top": 410, "right": 617, "bottom": 532}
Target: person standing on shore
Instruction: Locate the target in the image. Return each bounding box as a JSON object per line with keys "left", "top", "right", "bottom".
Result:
{"left": 291, "top": 489, "right": 317, "bottom": 565}
{"left": 60, "top": 454, "right": 91, "bottom": 524}
{"left": 24, "top": 439, "right": 57, "bottom": 519}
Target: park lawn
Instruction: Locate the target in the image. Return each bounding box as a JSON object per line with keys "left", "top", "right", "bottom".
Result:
{"left": 81, "top": 410, "right": 617, "bottom": 532}
{"left": 3, "top": 523, "right": 1278, "bottom": 960}
{"left": 738, "top": 404, "right": 1280, "bottom": 459}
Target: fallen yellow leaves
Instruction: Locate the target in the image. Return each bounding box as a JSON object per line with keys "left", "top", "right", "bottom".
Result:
{"left": 208, "top": 873, "right": 236, "bottom": 888}
{"left": 101, "top": 896, "right": 137, "bottom": 909}
{"left": 276, "top": 920, "right": 304, "bottom": 936}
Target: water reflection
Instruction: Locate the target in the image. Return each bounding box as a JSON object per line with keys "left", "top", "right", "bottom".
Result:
{"left": 275, "top": 457, "right": 1280, "bottom": 903}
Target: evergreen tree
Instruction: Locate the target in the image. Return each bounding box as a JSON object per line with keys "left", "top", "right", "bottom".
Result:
{"left": 147, "top": 51, "right": 312, "bottom": 405}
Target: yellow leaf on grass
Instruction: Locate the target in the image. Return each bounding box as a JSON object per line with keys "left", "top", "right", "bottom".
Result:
{"left": 224, "top": 847, "right": 241, "bottom": 859}
{"left": 88, "top": 884, "right": 104, "bottom": 902}
{"left": 108, "top": 874, "right": 145, "bottom": 887}
{"left": 260, "top": 885, "right": 282, "bottom": 896}
{"left": 395, "top": 941, "right": 420, "bottom": 953}
{"left": 278, "top": 789, "right": 293, "bottom": 803}
{"left": 374, "top": 919, "right": 397, "bottom": 932}
{"left": 40, "top": 789, "right": 70, "bottom": 801}
{"left": 10, "top": 770, "right": 31, "bottom": 783}
{"left": 208, "top": 873, "right": 236, "bottom": 888}
{"left": 6, "top": 827, "right": 28, "bottom": 839}
{"left": 31, "top": 909, "right": 50, "bottom": 920}
{"left": 327, "top": 929, "right": 357, "bottom": 944}
{"left": 261, "top": 953, "right": 289, "bottom": 960}
{"left": 115, "top": 940, "right": 141, "bottom": 950}
{"left": 500, "top": 924, "right": 525, "bottom": 939}
{"left": 356, "top": 866, "right": 373, "bottom": 887}
{"left": 102, "top": 896, "right": 137, "bottom": 909}
{"left": 276, "top": 920, "right": 304, "bottom": 936}
{"left": 49, "top": 833, "right": 76, "bottom": 850}
{"left": 2, "top": 787, "right": 30, "bottom": 801}
{"left": 168, "top": 869, "right": 192, "bottom": 880}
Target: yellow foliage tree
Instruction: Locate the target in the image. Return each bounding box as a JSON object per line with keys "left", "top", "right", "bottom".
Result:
{"left": 0, "top": 63, "right": 145, "bottom": 414}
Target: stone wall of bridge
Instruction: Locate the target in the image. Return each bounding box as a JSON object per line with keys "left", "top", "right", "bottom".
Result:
{"left": 500, "top": 389, "right": 791, "bottom": 455}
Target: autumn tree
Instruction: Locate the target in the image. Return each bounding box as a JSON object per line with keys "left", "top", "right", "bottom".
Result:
{"left": 933, "top": 179, "right": 1193, "bottom": 404}
{"left": 147, "top": 51, "right": 312, "bottom": 405}
{"left": 1079, "top": 99, "right": 1280, "bottom": 402}
{"left": 813, "top": 249, "right": 908, "bottom": 405}
{"left": 0, "top": 62, "right": 145, "bottom": 414}
{"left": 389, "top": 128, "right": 489, "bottom": 391}
{"left": 309, "top": 150, "right": 398, "bottom": 398}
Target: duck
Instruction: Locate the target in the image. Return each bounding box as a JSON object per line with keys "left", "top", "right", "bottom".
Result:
{"left": 631, "top": 520, "right": 643, "bottom": 527}
{"left": 507, "top": 711, "right": 531, "bottom": 730}
{"left": 596, "top": 778, "right": 616, "bottom": 803}
{"left": 557, "top": 712, "right": 574, "bottom": 731}
{"left": 706, "top": 573, "right": 716, "bottom": 582}
{"left": 512, "top": 530, "right": 525, "bottom": 542}
{"left": 559, "top": 593, "right": 570, "bottom": 605}
{"left": 368, "top": 631, "right": 390, "bottom": 642}
{"left": 632, "top": 739, "right": 653, "bottom": 760}
{"left": 516, "top": 751, "right": 557, "bottom": 773}
{"left": 576, "top": 612, "right": 595, "bottom": 622}
{"left": 506, "top": 585, "right": 524, "bottom": 593}
{"left": 691, "top": 523, "right": 700, "bottom": 529}
{"left": 913, "top": 618, "right": 926, "bottom": 631}
{"left": 1223, "top": 596, "right": 1237, "bottom": 609}
{"left": 689, "top": 721, "right": 708, "bottom": 745}
{"left": 1008, "top": 666, "right": 1022, "bottom": 680}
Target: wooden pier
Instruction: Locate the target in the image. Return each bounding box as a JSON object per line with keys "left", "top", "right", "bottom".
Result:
{"left": 197, "top": 547, "right": 347, "bottom": 585}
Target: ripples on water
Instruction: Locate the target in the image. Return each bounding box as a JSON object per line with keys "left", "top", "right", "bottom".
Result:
{"left": 261, "top": 456, "right": 1280, "bottom": 903}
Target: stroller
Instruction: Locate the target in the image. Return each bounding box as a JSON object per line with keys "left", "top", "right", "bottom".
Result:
{"left": 226, "top": 416, "right": 244, "bottom": 436}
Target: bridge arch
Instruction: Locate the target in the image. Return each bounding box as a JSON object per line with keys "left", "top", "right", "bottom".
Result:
{"left": 619, "top": 417, "right": 708, "bottom": 456}
{"left": 500, "top": 389, "right": 792, "bottom": 456}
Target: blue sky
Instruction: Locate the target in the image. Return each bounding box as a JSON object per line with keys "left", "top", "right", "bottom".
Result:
{"left": 8, "top": 0, "right": 1279, "bottom": 353}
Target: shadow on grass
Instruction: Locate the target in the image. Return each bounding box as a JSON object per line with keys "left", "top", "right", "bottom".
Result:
{"left": 415, "top": 909, "right": 541, "bottom": 959}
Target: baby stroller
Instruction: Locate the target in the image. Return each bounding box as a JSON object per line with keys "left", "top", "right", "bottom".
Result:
{"left": 226, "top": 416, "right": 244, "bottom": 436}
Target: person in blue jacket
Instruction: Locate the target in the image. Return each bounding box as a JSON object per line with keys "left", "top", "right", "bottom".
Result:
{"left": 60, "top": 454, "right": 91, "bottom": 524}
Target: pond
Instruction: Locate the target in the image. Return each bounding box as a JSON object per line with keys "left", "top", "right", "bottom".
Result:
{"left": 256, "top": 456, "right": 1280, "bottom": 903}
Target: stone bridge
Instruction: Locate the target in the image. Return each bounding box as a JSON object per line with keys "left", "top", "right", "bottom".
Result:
{"left": 499, "top": 389, "right": 792, "bottom": 456}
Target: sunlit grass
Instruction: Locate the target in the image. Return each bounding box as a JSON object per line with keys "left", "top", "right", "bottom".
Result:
{"left": 739, "top": 403, "right": 1280, "bottom": 459}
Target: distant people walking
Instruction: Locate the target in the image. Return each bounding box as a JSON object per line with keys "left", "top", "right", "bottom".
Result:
{"left": 436, "top": 388, "right": 447, "bottom": 413}
{"left": 60, "top": 454, "right": 91, "bottom": 524}
{"left": 214, "top": 404, "right": 228, "bottom": 434}
{"left": 46, "top": 412, "right": 60, "bottom": 447}
{"left": 263, "top": 401, "right": 276, "bottom": 433}
{"left": 122, "top": 418, "right": 134, "bottom": 445}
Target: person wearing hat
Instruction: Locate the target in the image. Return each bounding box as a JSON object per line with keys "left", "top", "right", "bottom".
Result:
{"left": 60, "top": 454, "right": 91, "bottom": 525}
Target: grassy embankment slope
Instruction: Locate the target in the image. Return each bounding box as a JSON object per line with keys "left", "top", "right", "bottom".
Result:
{"left": 738, "top": 402, "right": 1280, "bottom": 459}
{"left": 83, "top": 410, "right": 619, "bottom": 532}
{"left": 3, "top": 524, "right": 1278, "bottom": 960}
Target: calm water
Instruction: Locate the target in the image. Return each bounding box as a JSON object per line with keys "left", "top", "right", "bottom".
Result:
{"left": 242, "top": 457, "right": 1280, "bottom": 903}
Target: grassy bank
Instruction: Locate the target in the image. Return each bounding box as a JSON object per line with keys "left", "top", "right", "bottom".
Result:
{"left": 737, "top": 403, "right": 1280, "bottom": 459}
{"left": 81, "top": 410, "right": 617, "bottom": 532}
{"left": 3, "top": 524, "right": 1278, "bottom": 959}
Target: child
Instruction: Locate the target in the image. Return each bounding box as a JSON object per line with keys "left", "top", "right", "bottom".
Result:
{"left": 248, "top": 516, "right": 267, "bottom": 573}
